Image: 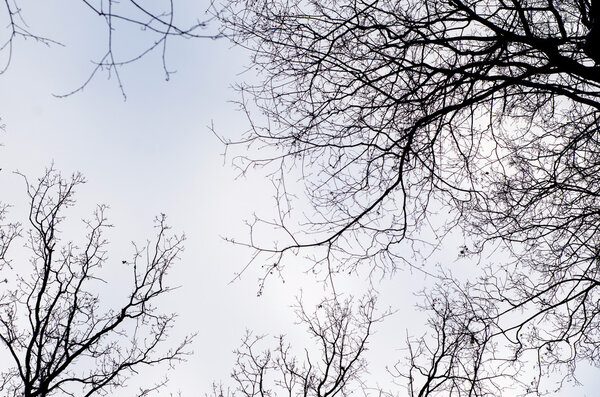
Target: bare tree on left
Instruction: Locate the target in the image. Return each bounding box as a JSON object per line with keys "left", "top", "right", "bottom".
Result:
{"left": 0, "top": 168, "right": 193, "bottom": 397}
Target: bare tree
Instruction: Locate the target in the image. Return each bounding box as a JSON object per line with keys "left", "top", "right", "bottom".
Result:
{"left": 396, "top": 276, "right": 521, "bottom": 397}
{"left": 219, "top": 0, "right": 600, "bottom": 275}
{"left": 396, "top": 251, "right": 600, "bottom": 395}
{"left": 217, "top": 0, "right": 600, "bottom": 394}
{"left": 226, "top": 295, "right": 382, "bottom": 397}
{"left": 0, "top": 168, "right": 192, "bottom": 397}
{"left": 0, "top": 0, "right": 220, "bottom": 98}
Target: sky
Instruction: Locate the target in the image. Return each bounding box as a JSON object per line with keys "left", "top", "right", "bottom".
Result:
{"left": 0, "top": 1, "right": 400, "bottom": 394}
{"left": 0, "top": 1, "right": 288, "bottom": 393}
{"left": 0, "top": 1, "right": 599, "bottom": 396}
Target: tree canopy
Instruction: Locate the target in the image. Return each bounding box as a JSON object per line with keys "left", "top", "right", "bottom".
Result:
{"left": 218, "top": 0, "right": 600, "bottom": 394}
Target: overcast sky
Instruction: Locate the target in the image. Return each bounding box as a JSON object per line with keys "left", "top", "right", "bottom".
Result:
{"left": 1, "top": 2, "right": 599, "bottom": 396}
{"left": 0, "top": 2, "right": 377, "bottom": 393}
